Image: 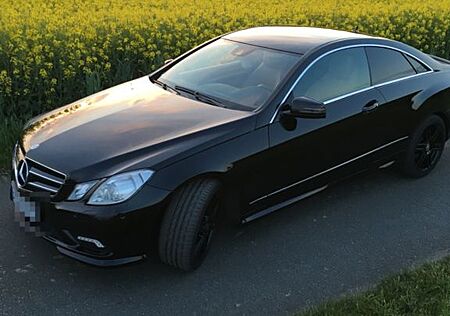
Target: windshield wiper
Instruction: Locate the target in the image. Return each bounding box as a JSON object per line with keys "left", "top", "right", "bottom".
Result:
{"left": 150, "top": 78, "right": 179, "bottom": 94}
{"left": 174, "top": 85, "right": 196, "bottom": 95}
{"left": 174, "top": 85, "right": 227, "bottom": 108}
{"left": 195, "top": 92, "right": 227, "bottom": 108}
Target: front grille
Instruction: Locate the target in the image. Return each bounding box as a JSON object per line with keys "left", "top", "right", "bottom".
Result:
{"left": 24, "top": 158, "right": 66, "bottom": 194}
{"left": 14, "top": 146, "right": 66, "bottom": 195}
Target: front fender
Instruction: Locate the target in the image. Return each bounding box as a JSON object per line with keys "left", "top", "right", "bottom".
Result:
{"left": 149, "top": 127, "right": 269, "bottom": 192}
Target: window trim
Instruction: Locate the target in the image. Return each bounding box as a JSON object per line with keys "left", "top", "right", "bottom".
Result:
{"left": 287, "top": 46, "right": 371, "bottom": 105}
{"left": 365, "top": 46, "right": 420, "bottom": 86}
{"left": 323, "top": 71, "right": 431, "bottom": 104}
{"left": 270, "top": 44, "right": 434, "bottom": 123}
{"left": 403, "top": 53, "right": 429, "bottom": 74}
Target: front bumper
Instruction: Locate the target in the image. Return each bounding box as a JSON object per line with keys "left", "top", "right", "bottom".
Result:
{"left": 11, "top": 180, "right": 171, "bottom": 266}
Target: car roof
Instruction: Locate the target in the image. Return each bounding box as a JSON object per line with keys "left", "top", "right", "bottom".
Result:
{"left": 223, "top": 26, "right": 372, "bottom": 54}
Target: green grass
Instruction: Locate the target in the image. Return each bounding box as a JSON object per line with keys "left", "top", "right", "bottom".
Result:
{"left": 0, "top": 114, "right": 25, "bottom": 173}
{"left": 301, "top": 256, "right": 450, "bottom": 316}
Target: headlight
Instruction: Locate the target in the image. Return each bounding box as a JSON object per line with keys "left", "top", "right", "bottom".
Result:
{"left": 87, "top": 169, "right": 153, "bottom": 205}
{"left": 68, "top": 180, "right": 98, "bottom": 201}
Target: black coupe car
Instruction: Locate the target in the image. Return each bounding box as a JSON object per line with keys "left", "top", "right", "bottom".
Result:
{"left": 10, "top": 27, "right": 450, "bottom": 271}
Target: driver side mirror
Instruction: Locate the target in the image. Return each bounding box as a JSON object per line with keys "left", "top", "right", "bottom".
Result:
{"left": 285, "top": 97, "right": 326, "bottom": 119}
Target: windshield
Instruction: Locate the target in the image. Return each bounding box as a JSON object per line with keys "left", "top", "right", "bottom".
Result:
{"left": 157, "top": 39, "right": 301, "bottom": 111}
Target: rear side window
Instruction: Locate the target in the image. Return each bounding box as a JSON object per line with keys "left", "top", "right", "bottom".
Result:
{"left": 292, "top": 47, "right": 370, "bottom": 102}
{"left": 404, "top": 54, "right": 429, "bottom": 73}
{"left": 365, "top": 47, "right": 416, "bottom": 85}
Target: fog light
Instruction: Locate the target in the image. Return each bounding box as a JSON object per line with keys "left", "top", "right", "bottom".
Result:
{"left": 77, "top": 236, "right": 105, "bottom": 248}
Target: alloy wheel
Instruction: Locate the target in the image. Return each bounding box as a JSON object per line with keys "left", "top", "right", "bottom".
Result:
{"left": 414, "top": 124, "right": 445, "bottom": 172}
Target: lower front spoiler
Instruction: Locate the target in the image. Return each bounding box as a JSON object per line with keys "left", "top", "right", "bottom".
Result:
{"left": 11, "top": 178, "right": 171, "bottom": 267}
{"left": 43, "top": 235, "right": 146, "bottom": 267}
{"left": 56, "top": 245, "right": 145, "bottom": 267}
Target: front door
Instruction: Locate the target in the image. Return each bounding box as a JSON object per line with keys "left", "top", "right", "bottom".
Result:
{"left": 245, "top": 47, "right": 391, "bottom": 216}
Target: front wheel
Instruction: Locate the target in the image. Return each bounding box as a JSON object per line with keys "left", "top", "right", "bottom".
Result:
{"left": 400, "top": 115, "right": 446, "bottom": 178}
{"left": 158, "top": 178, "right": 221, "bottom": 271}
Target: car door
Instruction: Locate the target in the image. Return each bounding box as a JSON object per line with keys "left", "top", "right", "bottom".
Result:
{"left": 245, "top": 47, "right": 392, "bottom": 216}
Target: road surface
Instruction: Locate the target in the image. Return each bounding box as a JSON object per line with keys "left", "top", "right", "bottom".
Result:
{"left": 1, "top": 147, "right": 450, "bottom": 315}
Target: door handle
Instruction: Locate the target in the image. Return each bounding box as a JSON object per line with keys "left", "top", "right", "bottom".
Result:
{"left": 362, "top": 100, "right": 379, "bottom": 113}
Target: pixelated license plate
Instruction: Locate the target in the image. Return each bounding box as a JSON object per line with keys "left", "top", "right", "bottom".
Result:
{"left": 12, "top": 183, "right": 50, "bottom": 235}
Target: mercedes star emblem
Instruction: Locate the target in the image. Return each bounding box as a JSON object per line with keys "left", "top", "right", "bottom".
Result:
{"left": 17, "top": 160, "right": 29, "bottom": 187}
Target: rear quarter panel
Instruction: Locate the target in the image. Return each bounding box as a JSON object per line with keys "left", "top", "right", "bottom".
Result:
{"left": 374, "top": 70, "right": 450, "bottom": 140}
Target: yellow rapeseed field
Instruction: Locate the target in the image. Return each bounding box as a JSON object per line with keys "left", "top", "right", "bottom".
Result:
{"left": 0, "top": 0, "right": 449, "bottom": 120}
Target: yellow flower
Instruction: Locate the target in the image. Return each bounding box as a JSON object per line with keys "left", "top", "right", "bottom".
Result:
{"left": 0, "top": 0, "right": 449, "bottom": 120}
{"left": 39, "top": 69, "right": 48, "bottom": 78}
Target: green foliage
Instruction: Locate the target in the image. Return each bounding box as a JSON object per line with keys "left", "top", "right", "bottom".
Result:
{"left": 0, "top": 114, "right": 26, "bottom": 172}
{"left": 0, "top": 0, "right": 449, "bottom": 170}
{"left": 0, "top": 0, "right": 449, "bottom": 122}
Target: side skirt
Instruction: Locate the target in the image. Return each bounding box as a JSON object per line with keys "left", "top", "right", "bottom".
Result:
{"left": 241, "top": 185, "right": 328, "bottom": 224}
{"left": 378, "top": 160, "right": 396, "bottom": 169}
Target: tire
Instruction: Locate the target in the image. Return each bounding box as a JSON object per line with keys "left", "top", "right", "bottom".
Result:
{"left": 159, "top": 178, "right": 221, "bottom": 271}
{"left": 400, "top": 115, "right": 446, "bottom": 178}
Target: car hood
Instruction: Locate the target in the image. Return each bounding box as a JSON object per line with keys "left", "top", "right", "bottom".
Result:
{"left": 20, "top": 76, "right": 255, "bottom": 182}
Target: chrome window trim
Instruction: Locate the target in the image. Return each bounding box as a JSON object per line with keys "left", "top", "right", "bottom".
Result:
{"left": 323, "top": 71, "right": 432, "bottom": 105}
{"left": 270, "top": 43, "right": 434, "bottom": 123}
{"left": 249, "top": 135, "right": 409, "bottom": 205}
{"left": 322, "top": 85, "right": 375, "bottom": 105}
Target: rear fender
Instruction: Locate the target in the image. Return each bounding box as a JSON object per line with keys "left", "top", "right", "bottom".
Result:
{"left": 411, "top": 80, "right": 450, "bottom": 111}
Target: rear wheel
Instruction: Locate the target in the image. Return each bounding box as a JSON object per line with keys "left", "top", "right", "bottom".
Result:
{"left": 159, "top": 178, "right": 221, "bottom": 271}
{"left": 400, "top": 115, "right": 446, "bottom": 178}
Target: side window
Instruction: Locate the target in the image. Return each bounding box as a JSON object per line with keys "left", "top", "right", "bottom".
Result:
{"left": 365, "top": 47, "right": 416, "bottom": 85}
{"left": 404, "top": 54, "right": 429, "bottom": 74}
{"left": 292, "top": 48, "right": 370, "bottom": 102}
